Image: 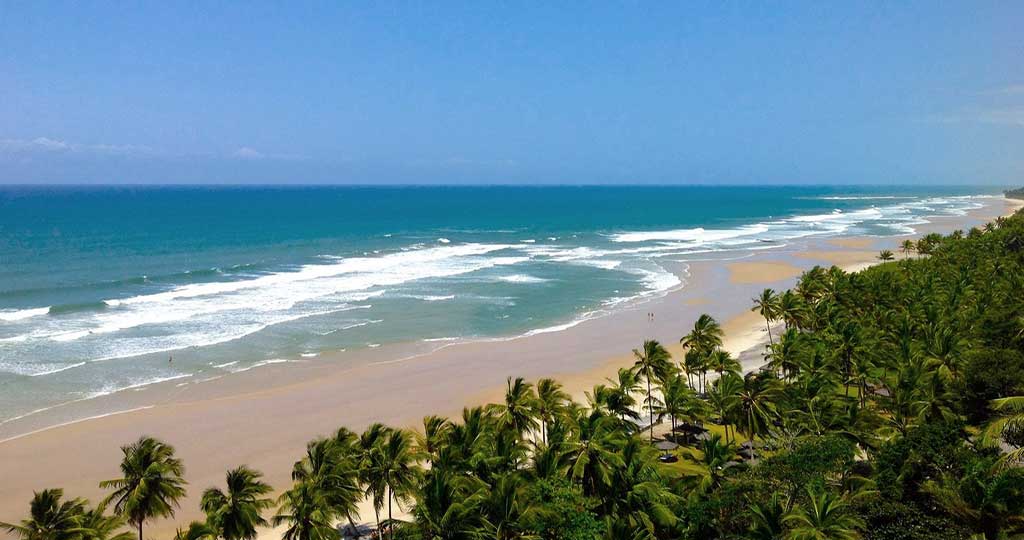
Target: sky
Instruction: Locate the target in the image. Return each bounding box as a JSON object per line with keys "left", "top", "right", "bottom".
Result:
{"left": 1, "top": 2, "right": 1022, "bottom": 185}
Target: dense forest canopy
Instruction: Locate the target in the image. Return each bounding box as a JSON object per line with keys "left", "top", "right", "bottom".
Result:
{"left": 6, "top": 204, "right": 1024, "bottom": 540}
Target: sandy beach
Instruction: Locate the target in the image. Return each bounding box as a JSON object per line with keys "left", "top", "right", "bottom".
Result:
{"left": 0, "top": 196, "right": 1018, "bottom": 536}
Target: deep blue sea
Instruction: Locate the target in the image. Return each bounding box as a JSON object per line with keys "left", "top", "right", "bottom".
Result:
{"left": 0, "top": 185, "right": 1002, "bottom": 423}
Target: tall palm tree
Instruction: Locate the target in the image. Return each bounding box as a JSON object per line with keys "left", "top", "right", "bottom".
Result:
{"left": 493, "top": 377, "right": 538, "bottom": 437}
{"left": 272, "top": 483, "right": 338, "bottom": 540}
{"left": 533, "top": 378, "right": 569, "bottom": 445}
{"left": 372, "top": 430, "right": 421, "bottom": 539}
{"left": 777, "top": 291, "right": 806, "bottom": 331}
{"left": 878, "top": 250, "right": 895, "bottom": 262}
{"left": 708, "top": 373, "right": 742, "bottom": 443}
{"left": 632, "top": 340, "right": 673, "bottom": 443}
{"left": 200, "top": 466, "right": 274, "bottom": 540}
{"left": 681, "top": 314, "right": 724, "bottom": 392}
{"left": 1, "top": 489, "right": 86, "bottom": 540}
{"left": 783, "top": 486, "right": 863, "bottom": 540}
{"left": 417, "top": 415, "right": 452, "bottom": 467}
{"left": 900, "top": 239, "right": 916, "bottom": 259}
{"left": 100, "top": 436, "right": 187, "bottom": 540}
{"left": 753, "top": 288, "right": 781, "bottom": 346}
{"left": 736, "top": 373, "right": 780, "bottom": 460}
{"left": 606, "top": 368, "right": 641, "bottom": 422}
{"left": 657, "top": 374, "right": 707, "bottom": 434}
{"left": 707, "top": 349, "right": 741, "bottom": 379}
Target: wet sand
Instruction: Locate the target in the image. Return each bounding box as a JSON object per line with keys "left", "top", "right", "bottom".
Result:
{"left": 0, "top": 197, "right": 1015, "bottom": 536}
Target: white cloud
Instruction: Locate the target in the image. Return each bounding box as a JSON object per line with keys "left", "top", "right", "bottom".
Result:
{"left": 232, "top": 146, "right": 265, "bottom": 160}
{"left": 0, "top": 137, "right": 157, "bottom": 156}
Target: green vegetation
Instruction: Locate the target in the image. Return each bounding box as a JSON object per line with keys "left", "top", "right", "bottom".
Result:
{"left": 1005, "top": 187, "right": 1024, "bottom": 200}
{"left": 7, "top": 210, "right": 1024, "bottom": 539}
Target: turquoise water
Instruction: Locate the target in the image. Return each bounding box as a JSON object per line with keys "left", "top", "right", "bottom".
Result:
{"left": 0, "top": 185, "right": 1001, "bottom": 422}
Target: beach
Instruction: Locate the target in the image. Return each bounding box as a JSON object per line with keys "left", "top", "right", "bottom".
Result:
{"left": 0, "top": 195, "right": 1018, "bottom": 536}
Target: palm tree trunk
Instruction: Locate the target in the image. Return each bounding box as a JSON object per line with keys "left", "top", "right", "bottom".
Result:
{"left": 647, "top": 378, "right": 654, "bottom": 443}
{"left": 765, "top": 317, "right": 774, "bottom": 346}
{"left": 138, "top": 522, "right": 143, "bottom": 540}
{"left": 388, "top": 485, "right": 393, "bottom": 540}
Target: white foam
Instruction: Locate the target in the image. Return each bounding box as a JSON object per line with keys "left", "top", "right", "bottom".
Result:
{"left": 0, "top": 307, "right": 50, "bottom": 322}
{"left": 495, "top": 274, "right": 550, "bottom": 284}
{"left": 610, "top": 224, "right": 770, "bottom": 243}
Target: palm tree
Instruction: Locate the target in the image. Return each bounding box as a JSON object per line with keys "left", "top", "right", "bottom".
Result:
{"left": 564, "top": 410, "right": 624, "bottom": 498}
{"left": 748, "top": 492, "right": 786, "bottom": 540}
{"left": 200, "top": 466, "right": 274, "bottom": 540}
{"left": 681, "top": 433, "right": 739, "bottom": 495}
{"left": 878, "top": 249, "right": 895, "bottom": 262}
{"left": 736, "top": 373, "right": 779, "bottom": 460}
{"left": 657, "top": 374, "right": 706, "bottom": 434}
{"left": 982, "top": 396, "right": 1024, "bottom": 466}
{"left": 783, "top": 485, "right": 863, "bottom": 540}
{"left": 100, "top": 436, "right": 187, "bottom": 540}
{"left": 373, "top": 430, "right": 421, "bottom": 539}
{"left": 707, "top": 349, "right": 741, "bottom": 379}
{"left": 900, "top": 239, "right": 916, "bottom": 259}
{"left": 174, "top": 522, "right": 217, "bottom": 540}
{"left": 1, "top": 489, "right": 86, "bottom": 540}
{"left": 681, "top": 314, "right": 724, "bottom": 392}
{"left": 494, "top": 376, "right": 538, "bottom": 437}
{"left": 410, "top": 470, "right": 483, "bottom": 540}
{"left": 708, "top": 373, "right": 742, "bottom": 443}
{"left": 606, "top": 367, "right": 641, "bottom": 422}
{"left": 417, "top": 415, "right": 452, "bottom": 467}
{"left": 777, "top": 291, "right": 806, "bottom": 331}
{"left": 632, "top": 339, "right": 673, "bottom": 443}
{"left": 75, "top": 503, "right": 135, "bottom": 540}
{"left": 753, "top": 288, "right": 781, "bottom": 346}
{"left": 533, "top": 378, "right": 569, "bottom": 445}
{"left": 923, "top": 458, "right": 1024, "bottom": 540}
{"left": 272, "top": 483, "right": 338, "bottom": 540}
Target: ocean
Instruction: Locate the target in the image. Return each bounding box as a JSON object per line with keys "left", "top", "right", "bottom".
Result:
{"left": 0, "top": 184, "right": 1002, "bottom": 424}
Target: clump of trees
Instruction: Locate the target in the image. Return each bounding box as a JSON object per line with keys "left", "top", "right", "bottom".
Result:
{"left": 6, "top": 209, "right": 1024, "bottom": 540}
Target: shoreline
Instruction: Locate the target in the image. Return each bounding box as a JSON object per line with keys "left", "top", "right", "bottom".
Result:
{"left": 0, "top": 196, "right": 1017, "bottom": 534}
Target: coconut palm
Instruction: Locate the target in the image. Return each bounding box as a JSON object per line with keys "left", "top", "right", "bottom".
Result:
{"left": 533, "top": 378, "right": 570, "bottom": 445}
{"left": 200, "top": 466, "right": 274, "bottom": 540}
{"left": 605, "top": 367, "right": 642, "bottom": 422}
{"left": 417, "top": 415, "right": 452, "bottom": 467}
{"left": 900, "top": 239, "right": 916, "bottom": 259}
{"left": 657, "top": 374, "right": 707, "bottom": 434}
{"left": 753, "top": 288, "right": 781, "bottom": 346}
{"left": 748, "top": 492, "right": 786, "bottom": 540}
{"left": 681, "top": 314, "right": 724, "bottom": 392}
{"left": 923, "top": 458, "right": 1024, "bottom": 540}
{"left": 982, "top": 396, "right": 1024, "bottom": 466}
{"left": 707, "top": 349, "right": 741, "bottom": 379}
{"left": 173, "top": 522, "right": 217, "bottom": 540}
{"left": 708, "top": 373, "right": 743, "bottom": 443}
{"left": 631, "top": 339, "right": 673, "bottom": 443}
{"left": 1, "top": 489, "right": 87, "bottom": 540}
{"left": 681, "top": 433, "right": 739, "bottom": 495}
{"left": 74, "top": 503, "right": 135, "bottom": 540}
{"left": 736, "top": 373, "right": 780, "bottom": 459}
{"left": 564, "top": 410, "right": 624, "bottom": 498}
{"left": 272, "top": 483, "right": 338, "bottom": 540}
{"left": 100, "top": 436, "right": 187, "bottom": 540}
{"left": 372, "top": 429, "right": 421, "bottom": 539}
{"left": 777, "top": 291, "right": 806, "bottom": 331}
{"left": 878, "top": 250, "right": 895, "bottom": 262}
{"left": 410, "top": 470, "right": 483, "bottom": 540}
{"left": 783, "top": 485, "right": 863, "bottom": 540}
{"left": 494, "top": 376, "right": 538, "bottom": 437}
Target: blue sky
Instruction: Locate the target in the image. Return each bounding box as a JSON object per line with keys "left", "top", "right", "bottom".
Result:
{"left": 1, "top": 2, "right": 1022, "bottom": 185}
